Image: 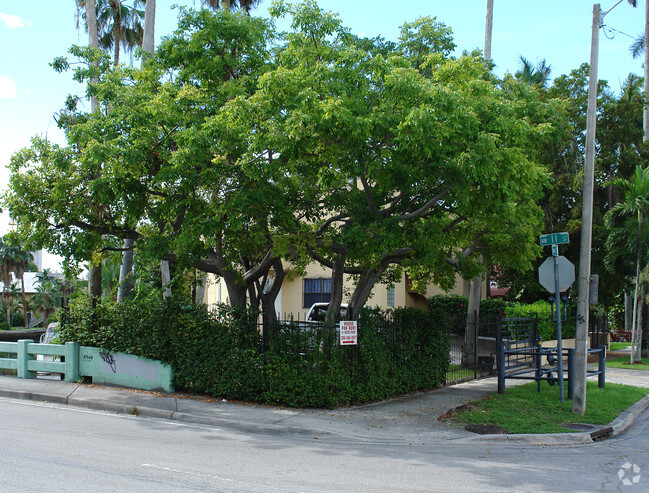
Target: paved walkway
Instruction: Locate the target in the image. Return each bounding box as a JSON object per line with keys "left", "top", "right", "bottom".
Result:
{"left": 1, "top": 356, "right": 648, "bottom": 446}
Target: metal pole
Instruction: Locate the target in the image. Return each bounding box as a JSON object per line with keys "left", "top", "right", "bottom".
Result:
{"left": 599, "top": 344, "right": 606, "bottom": 389}
{"left": 568, "top": 348, "right": 575, "bottom": 400}
{"left": 497, "top": 344, "right": 505, "bottom": 394}
{"left": 554, "top": 256, "right": 565, "bottom": 402}
{"left": 474, "top": 310, "right": 478, "bottom": 380}
{"left": 573, "top": 3, "right": 600, "bottom": 415}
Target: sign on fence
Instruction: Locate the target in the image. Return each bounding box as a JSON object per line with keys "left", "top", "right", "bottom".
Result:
{"left": 339, "top": 321, "right": 358, "bottom": 345}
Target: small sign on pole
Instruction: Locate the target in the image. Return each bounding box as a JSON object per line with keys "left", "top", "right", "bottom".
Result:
{"left": 339, "top": 321, "right": 358, "bottom": 345}
{"left": 540, "top": 232, "right": 569, "bottom": 246}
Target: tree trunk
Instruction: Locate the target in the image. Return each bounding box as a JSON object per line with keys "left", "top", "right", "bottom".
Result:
{"left": 5, "top": 285, "right": 10, "bottom": 326}
{"left": 87, "top": 0, "right": 98, "bottom": 50}
{"left": 142, "top": 0, "right": 156, "bottom": 55}
{"left": 117, "top": 238, "right": 135, "bottom": 303}
{"left": 113, "top": 3, "right": 122, "bottom": 67}
{"left": 161, "top": 260, "right": 172, "bottom": 299}
{"left": 635, "top": 281, "right": 646, "bottom": 362}
{"left": 220, "top": 270, "right": 247, "bottom": 309}
{"left": 346, "top": 267, "right": 384, "bottom": 321}
{"left": 223, "top": 0, "right": 231, "bottom": 12}
{"left": 631, "top": 210, "right": 643, "bottom": 364}
{"left": 260, "top": 259, "right": 285, "bottom": 330}
{"left": 324, "top": 257, "right": 346, "bottom": 330}
{"left": 86, "top": 0, "right": 101, "bottom": 300}
{"left": 19, "top": 273, "right": 28, "bottom": 328}
{"left": 88, "top": 264, "right": 102, "bottom": 299}
{"left": 194, "top": 272, "right": 208, "bottom": 305}
{"left": 640, "top": 0, "right": 649, "bottom": 361}
{"left": 626, "top": 291, "right": 633, "bottom": 333}
{"left": 642, "top": 282, "right": 649, "bottom": 358}
{"left": 116, "top": 0, "right": 156, "bottom": 303}
{"left": 463, "top": 273, "right": 482, "bottom": 367}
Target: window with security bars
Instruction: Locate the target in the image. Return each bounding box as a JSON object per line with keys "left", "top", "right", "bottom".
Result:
{"left": 303, "top": 278, "right": 331, "bottom": 308}
{"left": 387, "top": 286, "right": 395, "bottom": 308}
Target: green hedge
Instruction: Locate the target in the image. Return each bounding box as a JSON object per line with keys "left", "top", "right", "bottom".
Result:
{"left": 60, "top": 295, "right": 449, "bottom": 408}
{"left": 427, "top": 295, "right": 575, "bottom": 341}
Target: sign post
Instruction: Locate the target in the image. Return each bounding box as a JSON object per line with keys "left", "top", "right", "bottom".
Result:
{"left": 538, "top": 232, "right": 574, "bottom": 403}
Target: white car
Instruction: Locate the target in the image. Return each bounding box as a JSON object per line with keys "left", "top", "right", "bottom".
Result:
{"left": 39, "top": 322, "right": 60, "bottom": 344}
{"left": 37, "top": 322, "right": 60, "bottom": 364}
{"left": 305, "top": 303, "right": 349, "bottom": 323}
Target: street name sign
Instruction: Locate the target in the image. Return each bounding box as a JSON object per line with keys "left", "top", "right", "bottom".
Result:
{"left": 540, "top": 232, "right": 569, "bottom": 246}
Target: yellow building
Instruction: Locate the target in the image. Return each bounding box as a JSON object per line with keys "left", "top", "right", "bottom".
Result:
{"left": 203, "top": 261, "right": 480, "bottom": 320}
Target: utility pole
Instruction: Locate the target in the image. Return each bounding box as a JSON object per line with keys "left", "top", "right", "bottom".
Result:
{"left": 484, "top": 0, "right": 494, "bottom": 62}
{"left": 573, "top": 1, "right": 626, "bottom": 415}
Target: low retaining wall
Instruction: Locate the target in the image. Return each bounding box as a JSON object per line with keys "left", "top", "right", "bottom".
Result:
{"left": 0, "top": 340, "right": 173, "bottom": 393}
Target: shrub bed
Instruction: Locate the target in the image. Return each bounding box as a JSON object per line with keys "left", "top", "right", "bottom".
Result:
{"left": 427, "top": 295, "right": 576, "bottom": 341}
{"left": 60, "top": 295, "right": 449, "bottom": 408}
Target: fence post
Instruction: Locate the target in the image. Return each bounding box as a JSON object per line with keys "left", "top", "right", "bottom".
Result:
{"left": 598, "top": 344, "right": 606, "bottom": 389}
{"left": 567, "top": 348, "right": 574, "bottom": 400}
{"left": 474, "top": 310, "right": 478, "bottom": 380}
{"left": 17, "top": 339, "right": 35, "bottom": 379}
{"left": 497, "top": 344, "right": 505, "bottom": 394}
{"left": 536, "top": 341, "right": 542, "bottom": 393}
{"left": 64, "top": 341, "right": 80, "bottom": 382}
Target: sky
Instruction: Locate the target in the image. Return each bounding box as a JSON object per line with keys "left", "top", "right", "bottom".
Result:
{"left": 0, "top": 0, "right": 645, "bottom": 271}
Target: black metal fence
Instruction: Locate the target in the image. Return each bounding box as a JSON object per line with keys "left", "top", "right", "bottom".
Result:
{"left": 445, "top": 310, "right": 504, "bottom": 384}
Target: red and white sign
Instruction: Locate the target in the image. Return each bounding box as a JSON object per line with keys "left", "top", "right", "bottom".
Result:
{"left": 339, "top": 321, "right": 358, "bottom": 345}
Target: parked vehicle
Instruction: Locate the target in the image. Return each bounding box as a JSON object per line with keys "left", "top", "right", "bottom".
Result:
{"left": 305, "top": 303, "right": 349, "bottom": 323}
{"left": 39, "top": 322, "right": 60, "bottom": 344}
{"left": 37, "top": 322, "right": 60, "bottom": 365}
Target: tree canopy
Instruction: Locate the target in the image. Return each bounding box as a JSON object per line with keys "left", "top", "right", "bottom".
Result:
{"left": 4, "top": 1, "right": 572, "bottom": 321}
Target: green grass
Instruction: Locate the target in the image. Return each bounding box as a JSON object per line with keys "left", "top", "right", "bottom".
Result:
{"left": 445, "top": 381, "right": 649, "bottom": 434}
{"left": 607, "top": 356, "right": 649, "bottom": 371}
{"left": 610, "top": 342, "right": 631, "bottom": 351}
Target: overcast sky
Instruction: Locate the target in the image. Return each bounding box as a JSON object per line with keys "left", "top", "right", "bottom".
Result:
{"left": 0, "top": 0, "right": 644, "bottom": 270}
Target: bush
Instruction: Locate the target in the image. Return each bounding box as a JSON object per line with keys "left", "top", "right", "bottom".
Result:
{"left": 60, "top": 295, "right": 449, "bottom": 408}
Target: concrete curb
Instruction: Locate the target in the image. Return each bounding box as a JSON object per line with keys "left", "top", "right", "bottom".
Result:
{"left": 609, "top": 394, "right": 649, "bottom": 437}
{"left": 2, "top": 374, "right": 649, "bottom": 446}
{"left": 0, "top": 389, "right": 70, "bottom": 406}
{"left": 455, "top": 394, "right": 649, "bottom": 446}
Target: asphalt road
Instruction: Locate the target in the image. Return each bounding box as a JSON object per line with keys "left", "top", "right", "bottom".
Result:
{"left": 2, "top": 397, "right": 649, "bottom": 492}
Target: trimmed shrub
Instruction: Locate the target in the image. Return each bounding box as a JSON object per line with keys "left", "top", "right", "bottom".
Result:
{"left": 60, "top": 295, "right": 448, "bottom": 408}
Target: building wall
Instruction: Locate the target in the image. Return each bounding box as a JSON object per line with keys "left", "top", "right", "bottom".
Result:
{"left": 203, "top": 262, "right": 480, "bottom": 319}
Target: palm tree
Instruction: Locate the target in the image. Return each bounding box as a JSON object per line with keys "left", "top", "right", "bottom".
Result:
{"left": 197, "top": 0, "right": 262, "bottom": 15}
{"left": 606, "top": 166, "right": 649, "bottom": 363}
{"left": 98, "top": 0, "right": 145, "bottom": 66}
{"left": 626, "top": 0, "right": 648, "bottom": 143}
{"left": 78, "top": 0, "right": 145, "bottom": 67}
{"left": 0, "top": 237, "right": 17, "bottom": 325}
{"left": 9, "top": 245, "right": 33, "bottom": 328}
{"left": 32, "top": 270, "right": 61, "bottom": 328}
{"left": 515, "top": 56, "right": 552, "bottom": 88}
{"left": 118, "top": 0, "right": 155, "bottom": 303}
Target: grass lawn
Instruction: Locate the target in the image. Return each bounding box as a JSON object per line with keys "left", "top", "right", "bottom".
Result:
{"left": 443, "top": 381, "right": 649, "bottom": 434}
{"left": 610, "top": 342, "right": 631, "bottom": 351}
{"left": 607, "top": 356, "right": 649, "bottom": 371}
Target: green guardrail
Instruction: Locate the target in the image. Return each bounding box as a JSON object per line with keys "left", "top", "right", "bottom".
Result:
{"left": 0, "top": 340, "right": 173, "bottom": 393}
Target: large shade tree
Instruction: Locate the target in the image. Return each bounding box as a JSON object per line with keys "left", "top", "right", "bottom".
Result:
{"left": 212, "top": 1, "right": 566, "bottom": 322}
{"left": 5, "top": 1, "right": 565, "bottom": 328}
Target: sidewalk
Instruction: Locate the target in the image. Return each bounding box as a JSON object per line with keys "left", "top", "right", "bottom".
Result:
{"left": 1, "top": 365, "right": 648, "bottom": 446}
